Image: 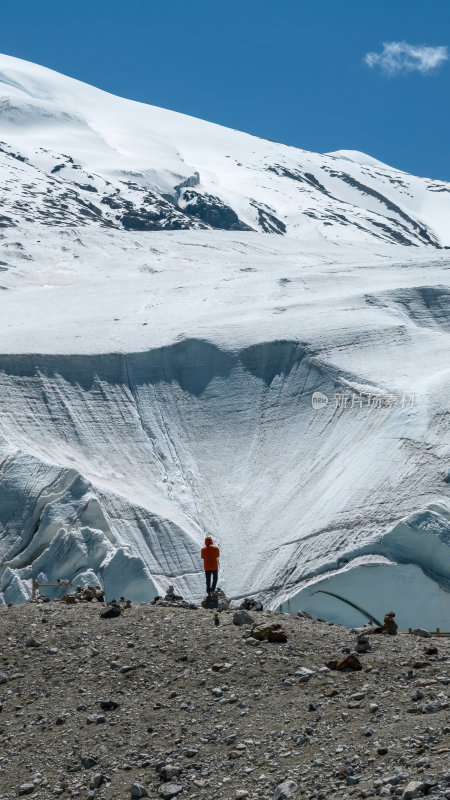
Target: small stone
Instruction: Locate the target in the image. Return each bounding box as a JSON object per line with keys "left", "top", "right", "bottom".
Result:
{"left": 18, "top": 785, "right": 35, "bottom": 796}
{"left": 80, "top": 755, "right": 97, "bottom": 769}
{"left": 99, "top": 700, "right": 119, "bottom": 710}
{"left": 402, "top": 781, "right": 425, "bottom": 799}
{"left": 25, "top": 637, "right": 41, "bottom": 648}
{"left": 274, "top": 780, "right": 298, "bottom": 800}
{"left": 236, "top": 792, "right": 249, "bottom": 799}
{"left": 130, "top": 784, "right": 148, "bottom": 798}
{"left": 159, "top": 785, "right": 183, "bottom": 799}
{"left": 160, "top": 766, "right": 181, "bottom": 782}
{"left": 369, "top": 703, "right": 379, "bottom": 713}
{"left": 422, "top": 699, "right": 442, "bottom": 713}
{"left": 324, "top": 687, "right": 340, "bottom": 697}
{"left": 0, "top": 673, "right": 8, "bottom": 685}
{"left": 90, "top": 775, "right": 104, "bottom": 789}
{"left": 294, "top": 667, "right": 315, "bottom": 681}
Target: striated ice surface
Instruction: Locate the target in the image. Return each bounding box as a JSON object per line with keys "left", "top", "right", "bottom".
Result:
{"left": 0, "top": 55, "right": 449, "bottom": 627}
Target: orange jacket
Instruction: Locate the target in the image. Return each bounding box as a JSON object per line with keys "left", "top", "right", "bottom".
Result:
{"left": 201, "top": 542, "right": 220, "bottom": 571}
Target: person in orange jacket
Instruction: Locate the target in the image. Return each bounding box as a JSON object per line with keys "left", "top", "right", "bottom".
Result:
{"left": 201, "top": 536, "right": 220, "bottom": 594}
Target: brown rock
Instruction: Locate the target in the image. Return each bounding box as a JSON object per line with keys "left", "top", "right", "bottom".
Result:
{"left": 228, "top": 750, "right": 244, "bottom": 759}
{"left": 382, "top": 611, "right": 398, "bottom": 634}
{"left": 160, "top": 765, "right": 181, "bottom": 782}
{"left": 251, "top": 622, "right": 287, "bottom": 643}
{"left": 335, "top": 653, "right": 362, "bottom": 671}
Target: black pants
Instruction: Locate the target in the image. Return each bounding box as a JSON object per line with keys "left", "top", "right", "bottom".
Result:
{"left": 205, "top": 570, "right": 218, "bottom": 593}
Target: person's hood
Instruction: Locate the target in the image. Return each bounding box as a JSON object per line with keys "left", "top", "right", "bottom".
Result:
{"left": 204, "top": 536, "right": 213, "bottom": 546}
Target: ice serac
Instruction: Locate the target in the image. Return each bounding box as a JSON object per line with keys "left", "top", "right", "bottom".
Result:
{"left": 0, "top": 54, "right": 449, "bottom": 627}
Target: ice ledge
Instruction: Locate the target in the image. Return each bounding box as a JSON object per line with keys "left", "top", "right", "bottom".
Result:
{"left": 275, "top": 504, "right": 450, "bottom": 630}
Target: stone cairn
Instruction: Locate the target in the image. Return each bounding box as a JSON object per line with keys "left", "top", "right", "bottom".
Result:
{"left": 374, "top": 610, "right": 398, "bottom": 635}
{"left": 62, "top": 585, "right": 106, "bottom": 604}
{"left": 201, "top": 587, "right": 230, "bottom": 611}
{"left": 151, "top": 585, "right": 198, "bottom": 610}
{"left": 28, "top": 583, "right": 106, "bottom": 605}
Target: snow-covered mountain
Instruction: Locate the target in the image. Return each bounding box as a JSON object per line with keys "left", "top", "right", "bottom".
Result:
{"left": 2, "top": 53, "right": 450, "bottom": 246}
{"left": 0, "top": 54, "right": 449, "bottom": 629}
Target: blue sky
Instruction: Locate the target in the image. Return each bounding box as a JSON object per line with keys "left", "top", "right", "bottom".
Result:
{"left": 2, "top": 0, "right": 450, "bottom": 179}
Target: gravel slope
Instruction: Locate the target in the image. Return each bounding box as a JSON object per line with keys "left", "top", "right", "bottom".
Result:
{"left": 0, "top": 602, "right": 449, "bottom": 800}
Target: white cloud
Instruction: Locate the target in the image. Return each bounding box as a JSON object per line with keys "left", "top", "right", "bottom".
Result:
{"left": 365, "top": 41, "right": 448, "bottom": 75}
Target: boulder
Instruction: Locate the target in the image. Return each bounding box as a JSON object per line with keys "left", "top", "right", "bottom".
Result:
{"left": 201, "top": 588, "right": 230, "bottom": 611}
{"left": 239, "top": 597, "right": 263, "bottom": 612}
{"left": 412, "top": 628, "right": 432, "bottom": 638}
{"left": 101, "top": 604, "right": 121, "bottom": 619}
{"left": 233, "top": 609, "right": 255, "bottom": 626}
{"left": 251, "top": 622, "right": 287, "bottom": 643}
{"left": 201, "top": 593, "right": 219, "bottom": 609}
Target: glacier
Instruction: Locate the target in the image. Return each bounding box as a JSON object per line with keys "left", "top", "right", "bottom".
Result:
{"left": 0, "top": 54, "right": 449, "bottom": 629}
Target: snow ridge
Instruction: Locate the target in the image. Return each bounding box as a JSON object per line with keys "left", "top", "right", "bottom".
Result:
{"left": 1, "top": 53, "right": 450, "bottom": 245}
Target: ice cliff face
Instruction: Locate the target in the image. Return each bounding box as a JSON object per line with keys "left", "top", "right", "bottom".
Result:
{"left": 0, "top": 55, "right": 449, "bottom": 629}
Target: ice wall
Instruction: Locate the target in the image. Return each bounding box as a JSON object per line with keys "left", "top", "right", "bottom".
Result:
{"left": 0, "top": 338, "right": 448, "bottom": 626}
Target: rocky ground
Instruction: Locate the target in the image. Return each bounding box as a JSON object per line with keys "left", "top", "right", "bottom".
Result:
{"left": 0, "top": 600, "right": 449, "bottom": 800}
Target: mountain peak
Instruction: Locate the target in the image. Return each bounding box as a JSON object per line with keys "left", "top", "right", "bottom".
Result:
{"left": 0, "top": 53, "right": 449, "bottom": 244}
